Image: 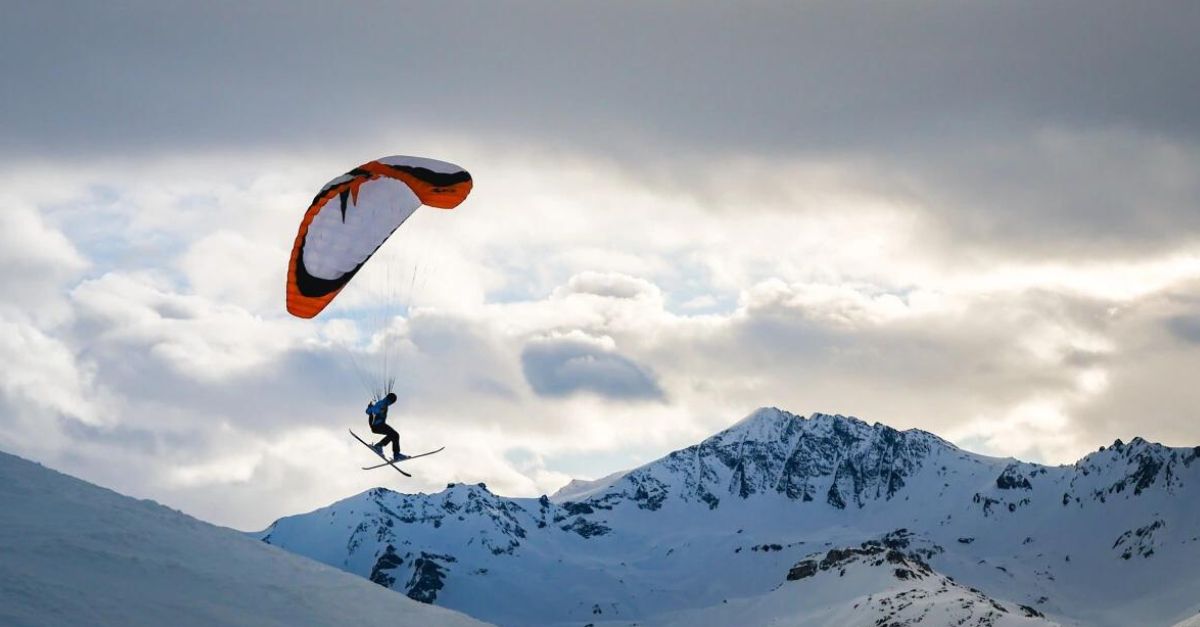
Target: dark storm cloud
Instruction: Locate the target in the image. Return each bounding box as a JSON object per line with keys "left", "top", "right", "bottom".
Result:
{"left": 2, "top": 1, "right": 1197, "bottom": 159}
{"left": 1167, "top": 316, "right": 1200, "bottom": 344}
{"left": 892, "top": 132, "right": 1200, "bottom": 257}
{"left": 5, "top": 1, "right": 1196, "bottom": 261}
{"left": 521, "top": 337, "right": 663, "bottom": 401}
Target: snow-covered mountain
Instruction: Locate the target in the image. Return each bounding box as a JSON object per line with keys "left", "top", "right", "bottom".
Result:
{"left": 0, "top": 450, "right": 490, "bottom": 627}
{"left": 257, "top": 408, "right": 1200, "bottom": 627}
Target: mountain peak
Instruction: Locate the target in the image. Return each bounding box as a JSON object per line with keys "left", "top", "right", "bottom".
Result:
{"left": 443, "top": 481, "right": 495, "bottom": 496}
{"left": 728, "top": 405, "right": 794, "bottom": 427}
{"left": 724, "top": 407, "right": 947, "bottom": 448}
{"left": 718, "top": 407, "right": 875, "bottom": 445}
{"left": 548, "top": 409, "right": 925, "bottom": 506}
{"left": 564, "top": 406, "right": 958, "bottom": 513}
{"left": 254, "top": 407, "right": 1200, "bottom": 627}
{"left": 726, "top": 406, "right": 864, "bottom": 429}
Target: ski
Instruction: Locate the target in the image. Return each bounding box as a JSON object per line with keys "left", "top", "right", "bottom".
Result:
{"left": 361, "top": 447, "right": 445, "bottom": 470}
{"left": 349, "top": 429, "right": 411, "bottom": 477}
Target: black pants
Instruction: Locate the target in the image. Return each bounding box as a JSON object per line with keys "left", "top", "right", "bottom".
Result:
{"left": 370, "top": 421, "right": 400, "bottom": 456}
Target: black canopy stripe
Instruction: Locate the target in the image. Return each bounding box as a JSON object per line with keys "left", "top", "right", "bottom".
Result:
{"left": 384, "top": 164, "right": 472, "bottom": 187}
{"left": 339, "top": 189, "right": 351, "bottom": 222}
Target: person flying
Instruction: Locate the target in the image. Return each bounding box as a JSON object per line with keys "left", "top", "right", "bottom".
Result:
{"left": 366, "top": 393, "right": 406, "bottom": 462}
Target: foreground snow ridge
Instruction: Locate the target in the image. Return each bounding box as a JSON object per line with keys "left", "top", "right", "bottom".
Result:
{"left": 260, "top": 408, "right": 1200, "bottom": 627}
{"left": 0, "top": 450, "right": 490, "bottom": 627}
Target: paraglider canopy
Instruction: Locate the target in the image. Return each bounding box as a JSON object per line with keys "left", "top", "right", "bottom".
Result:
{"left": 286, "top": 156, "right": 473, "bottom": 319}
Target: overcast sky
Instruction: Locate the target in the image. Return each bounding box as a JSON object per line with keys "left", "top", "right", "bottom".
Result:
{"left": 2, "top": 1, "right": 1198, "bottom": 530}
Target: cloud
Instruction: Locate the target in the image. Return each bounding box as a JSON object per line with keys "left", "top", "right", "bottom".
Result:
{"left": 1167, "top": 315, "right": 1200, "bottom": 344}
{"left": 3, "top": 2, "right": 1197, "bottom": 161}
{"left": 1058, "top": 281, "right": 1200, "bottom": 449}
{"left": 178, "top": 230, "right": 289, "bottom": 313}
{"left": 0, "top": 318, "right": 105, "bottom": 428}
{"left": 71, "top": 272, "right": 302, "bottom": 381}
{"left": 521, "top": 332, "right": 664, "bottom": 401}
{"left": 0, "top": 200, "right": 88, "bottom": 325}
{"left": 2, "top": 4, "right": 1196, "bottom": 281}
{"left": 894, "top": 130, "right": 1200, "bottom": 258}
{"left": 555, "top": 272, "right": 662, "bottom": 301}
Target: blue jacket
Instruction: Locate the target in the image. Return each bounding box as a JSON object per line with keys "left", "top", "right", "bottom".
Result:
{"left": 366, "top": 396, "right": 396, "bottom": 426}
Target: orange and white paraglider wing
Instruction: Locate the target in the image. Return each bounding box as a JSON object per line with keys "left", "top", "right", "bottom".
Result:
{"left": 286, "top": 156, "right": 472, "bottom": 319}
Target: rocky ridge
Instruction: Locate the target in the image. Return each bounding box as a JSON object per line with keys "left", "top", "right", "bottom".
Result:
{"left": 258, "top": 408, "right": 1200, "bottom": 627}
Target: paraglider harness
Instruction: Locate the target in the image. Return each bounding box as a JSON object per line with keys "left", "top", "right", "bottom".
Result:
{"left": 366, "top": 393, "right": 400, "bottom": 457}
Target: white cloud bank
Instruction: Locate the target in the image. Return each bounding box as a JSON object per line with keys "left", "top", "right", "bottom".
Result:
{"left": 0, "top": 133, "right": 1197, "bottom": 530}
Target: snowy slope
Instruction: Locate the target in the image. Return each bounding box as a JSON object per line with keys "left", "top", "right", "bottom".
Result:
{"left": 550, "top": 469, "right": 627, "bottom": 502}
{"left": 0, "top": 450, "right": 490, "bottom": 627}
{"left": 646, "top": 531, "right": 1055, "bottom": 627}
{"left": 258, "top": 408, "right": 1200, "bottom": 627}
{"left": 1174, "top": 613, "right": 1200, "bottom": 627}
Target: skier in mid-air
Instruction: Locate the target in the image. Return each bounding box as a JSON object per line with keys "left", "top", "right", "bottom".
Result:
{"left": 349, "top": 391, "right": 444, "bottom": 473}
{"left": 366, "top": 393, "right": 406, "bottom": 462}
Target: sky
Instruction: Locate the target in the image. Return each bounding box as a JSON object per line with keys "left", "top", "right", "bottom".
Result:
{"left": 2, "top": 1, "right": 1199, "bottom": 531}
